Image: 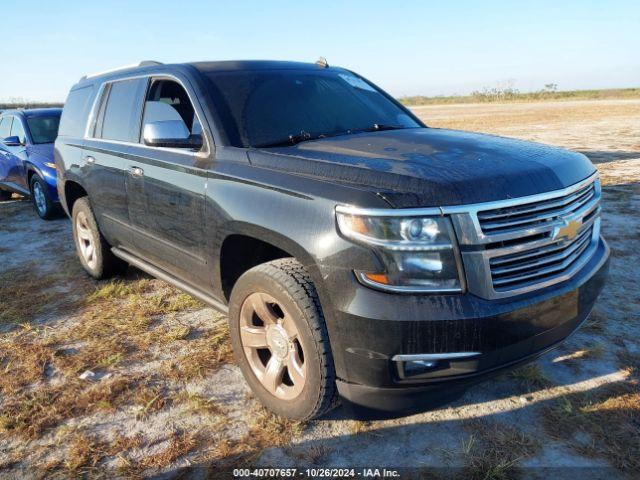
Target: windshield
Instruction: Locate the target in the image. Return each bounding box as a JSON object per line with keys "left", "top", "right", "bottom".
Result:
{"left": 203, "top": 70, "right": 420, "bottom": 148}
{"left": 26, "top": 115, "right": 61, "bottom": 144}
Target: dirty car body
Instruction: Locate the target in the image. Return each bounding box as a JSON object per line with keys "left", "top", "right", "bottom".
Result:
{"left": 55, "top": 61, "right": 609, "bottom": 413}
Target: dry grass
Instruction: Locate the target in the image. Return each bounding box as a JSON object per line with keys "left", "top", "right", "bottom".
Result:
{"left": 581, "top": 308, "right": 608, "bottom": 333}
{"left": 460, "top": 420, "right": 541, "bottom": 479}
{"left": 0, "top": 375, "right": 144, "bottom": 439}
{"left": 161, "top": 324, "right": 234, "bottom": 382}
{"left": 541, "top": 380, "right": 640, "bottom": 471}
{"left": 0, "top": 266, "right": 62, "bottom": 325}
{"left": 0, "top": 268, "right": 231, "bottom": 475}
{"left": 138, "top": 430, "right": 200, "bottom": 470}
{"left": 509, "top": 364, "right": 552, "bottom": 391}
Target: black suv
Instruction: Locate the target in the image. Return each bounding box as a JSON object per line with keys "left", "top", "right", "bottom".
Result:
{"left": 55, "top": 60, "right": 609, "bottom": 420}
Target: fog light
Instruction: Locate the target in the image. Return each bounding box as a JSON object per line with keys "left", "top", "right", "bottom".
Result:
{"left": 404, "top": 359, "right": 439, "bottom": 376}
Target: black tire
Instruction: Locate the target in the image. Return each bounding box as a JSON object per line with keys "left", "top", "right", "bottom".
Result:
{"left": 228, "top": 258, "right": 337, "bottom": 421}
{"left": 29, "top": 175, "right": 57, "bottom": 219}
{"left": 0, "top": 189, "right": 12, "bottom": 201}
{"left": 71, "top": 197, "right": 127, "bottom": 279}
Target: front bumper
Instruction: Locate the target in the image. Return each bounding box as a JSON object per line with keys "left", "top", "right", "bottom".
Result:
{"left": 332, "top": 237, "right": 610, "bottom": 412}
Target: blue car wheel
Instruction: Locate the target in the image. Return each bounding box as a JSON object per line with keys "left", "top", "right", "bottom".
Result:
{"left": 30, "top": 175, "right": 57, "bottom": 220}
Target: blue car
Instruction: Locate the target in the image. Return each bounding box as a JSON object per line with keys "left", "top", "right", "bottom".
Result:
{"left": 0, "top": 108, "right": 62, "bottom": 219}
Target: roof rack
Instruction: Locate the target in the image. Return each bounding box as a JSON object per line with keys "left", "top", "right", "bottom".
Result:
{"left": 80, "top": 60, "right": 163, "bottom": 81}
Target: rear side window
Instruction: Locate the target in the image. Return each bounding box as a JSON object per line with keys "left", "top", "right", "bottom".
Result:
{"left": 97, "top": 78, "right": 147, "bottom": 142}
{"left": 59, "top": 86, "right": 94, "bottom": 137}
{"left": 0, "top": 116, "right": 13, "bottom": 139}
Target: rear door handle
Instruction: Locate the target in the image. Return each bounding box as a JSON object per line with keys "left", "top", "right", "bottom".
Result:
{"left": 85, "top": 155, "right": 95, "bottom": 165}
{"left": 129, "top": 166, "right": 144, "bottom": 178}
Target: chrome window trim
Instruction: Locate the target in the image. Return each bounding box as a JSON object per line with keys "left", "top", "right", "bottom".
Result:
{"left": 83, "top": 72, "right": 211, "bottom": 159}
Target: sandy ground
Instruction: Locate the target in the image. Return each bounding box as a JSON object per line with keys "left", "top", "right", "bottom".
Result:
{"left": 0, "top": 99, "right": 638, "bottom": 479}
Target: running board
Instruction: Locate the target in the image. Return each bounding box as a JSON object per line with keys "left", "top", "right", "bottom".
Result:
{"left": 111, "top": 247, "right": 229, "bottom": 315}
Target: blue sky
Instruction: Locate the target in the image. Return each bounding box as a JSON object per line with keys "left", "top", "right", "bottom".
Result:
{"left": 1, "top": 0, "right": 638, "bottom": 101}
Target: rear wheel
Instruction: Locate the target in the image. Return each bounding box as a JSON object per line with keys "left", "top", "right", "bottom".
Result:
{"left": 30, "top": 175, "right": 57, "bottom": 219}
{"left": 228, "top": 258, "right": 337, "bottom": 421}
{"left": 72, "top": 197, "right": 127, "bottom": 279}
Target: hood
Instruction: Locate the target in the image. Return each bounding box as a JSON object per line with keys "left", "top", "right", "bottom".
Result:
{"left": 26, "top": 143, "right": 55, "bottom": 164}
{"left": 248, "top": 128, "right": 596, "bottom": 207}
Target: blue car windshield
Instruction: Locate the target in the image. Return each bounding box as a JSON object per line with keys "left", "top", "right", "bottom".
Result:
{"left": 203, "top": 70, "right": 420, "bottom": 148}
{"left": 27, "top": 116, "right": 61, "bottom": 144}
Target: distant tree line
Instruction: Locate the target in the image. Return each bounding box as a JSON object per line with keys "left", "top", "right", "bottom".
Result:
{"left": 399, "top": 86, "right": 640, "bottom": 106}
{"left": 0, "top": 101, "right": 64, "bottom": 110}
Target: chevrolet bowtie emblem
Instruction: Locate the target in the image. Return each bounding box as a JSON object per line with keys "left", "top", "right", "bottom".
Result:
{"left": 553, "top": 218, "right": 582, "bottom": 241}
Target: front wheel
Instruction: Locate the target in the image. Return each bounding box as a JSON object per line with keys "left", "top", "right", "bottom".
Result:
{"left": 30, "top": 175, "right": 57, "bottom": 219}
{"left": 228, "top": 258, "right": 337, "bottom": 421}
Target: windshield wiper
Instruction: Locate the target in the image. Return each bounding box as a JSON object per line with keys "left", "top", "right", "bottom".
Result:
{"left": 365, "top": 123, "right": 407, "bottom": 132}
{"left": 254, "top": 131, "right": 317, "bottom": 148}
{"left": 254, "top": 124, "right": 409, "bottom": 148}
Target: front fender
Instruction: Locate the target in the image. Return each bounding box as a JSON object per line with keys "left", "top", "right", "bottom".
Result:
{"left": 205, "top": 167, "right": 386, "bottom": 381}
{"left": 25, "top": 162, "right": 59, "bottom": 202}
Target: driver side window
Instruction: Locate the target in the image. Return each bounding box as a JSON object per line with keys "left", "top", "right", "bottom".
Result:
{"left": 141, "top": 79, "right": 202, "bottom": 147}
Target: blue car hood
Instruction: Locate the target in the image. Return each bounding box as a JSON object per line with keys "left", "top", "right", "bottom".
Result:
{"left": 248, "top": 128, "right": 596, "bottom": 207}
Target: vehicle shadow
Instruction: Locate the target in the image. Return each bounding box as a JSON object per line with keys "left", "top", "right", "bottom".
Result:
{"left": 577, "top": 150, "right": 639, "bottom": 164}
{"left": 163, "top": 374, "right": 635, "bottom": 477}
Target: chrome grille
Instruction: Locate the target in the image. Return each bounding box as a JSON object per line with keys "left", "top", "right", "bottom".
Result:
{"left": 489, "top": 225, "right": 594, "bottom": 291}
{"left": 477, "top": 181, "right": 595, "bottom": 235}
{"left": 445, "top": 173, "right": 602, "bottom": 299}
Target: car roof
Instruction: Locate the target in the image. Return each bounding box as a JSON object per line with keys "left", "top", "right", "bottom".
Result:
{"left": 189, "top": 60, "right": 339, "bottom": 73}
{"left": 0, "top": 108, "right": 63, "bottom": 118}
{"left": 75, "top": 59, "right": 342, "bottom": 87}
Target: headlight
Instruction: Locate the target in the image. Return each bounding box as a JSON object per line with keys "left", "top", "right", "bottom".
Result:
{"left": 336, "top": 207, "right": 464, "bottom": 293}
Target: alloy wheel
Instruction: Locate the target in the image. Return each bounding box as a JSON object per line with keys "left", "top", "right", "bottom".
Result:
{"left": 75, "top": 211, "right": 98, "bottom": 269}
{"left": 33, "top": 181, "right": 47, "bottom": 215}
{"left": 239, "top": 292, "right": 306, "bottom": 400}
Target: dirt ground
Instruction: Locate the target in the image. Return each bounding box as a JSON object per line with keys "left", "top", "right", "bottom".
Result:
{"left": 0, "top": 99, "right": 638, "bottom": 479}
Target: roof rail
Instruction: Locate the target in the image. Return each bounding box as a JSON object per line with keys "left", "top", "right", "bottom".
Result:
{"left": 79, "top": 60, "right": 164, "bottom": 81}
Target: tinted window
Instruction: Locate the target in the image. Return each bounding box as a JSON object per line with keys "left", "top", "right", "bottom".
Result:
{"left": 10, "top": 118, "right": 27, "bottom": 144}
{"left": 0, "top": 116, "right": 13, "bottom": 139}
{"left": 141, "top": 79, "right": 202, "bottom": 143}
{"left": 27, "top": 116, "right": 61, "bottom": 144}
{"left": 98, "top": 78, "right": 146, "bottom": 142}
{"left": 59, "top": 86, "right": 94, "bottom": 137}
{"left": 203, "top": 70, "right": 419, "bottom": 147}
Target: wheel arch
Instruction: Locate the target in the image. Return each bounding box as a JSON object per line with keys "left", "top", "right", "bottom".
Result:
{"left": 217, "top": 222, "right": 323, "bottom": 303}
{"left": 61, "top": 178, "right": 89, "bottom": 217}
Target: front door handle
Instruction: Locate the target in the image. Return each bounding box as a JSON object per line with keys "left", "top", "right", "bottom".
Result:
{"left": 129, "top": 166, "right": 144, "bottom": 178}
{"left": 85, "top": 155, "right": 95, "bottom": 165}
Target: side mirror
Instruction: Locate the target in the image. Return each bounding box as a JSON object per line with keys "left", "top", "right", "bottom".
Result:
{"left": 2, "top": 136, "right": 22, "bottom": 147}
{"left": 143, "top": 121, "right": 203, "bottom": 149}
